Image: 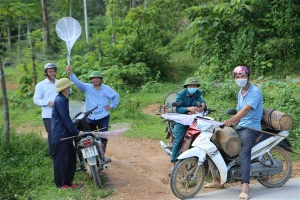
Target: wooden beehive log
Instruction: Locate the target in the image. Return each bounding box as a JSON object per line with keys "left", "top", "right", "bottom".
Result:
{"left": 261, "top": 109, "right": 293, "bottom": 130}
{"left": 212, "top": 127, "right": 241, "bottom": 157}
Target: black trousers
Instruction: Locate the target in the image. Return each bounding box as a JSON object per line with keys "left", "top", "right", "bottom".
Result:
{"left": 43, "top": 118, "right": 54, "bottom": 158}
{"left": 53, "top": 142, "right": 76, "bottom": 188}
{"left": 87, "top": 115, "right": 110, "bottom": 144}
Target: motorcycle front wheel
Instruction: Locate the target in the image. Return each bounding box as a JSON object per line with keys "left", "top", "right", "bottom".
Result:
{"left": 258, "top": 147, "right": 292, "bottom": 188}
{"left": 89, "top": 164, "right": 103, "bottom": 188}
{"left": 170, "top": 157, "right": 206, "bottom": 199}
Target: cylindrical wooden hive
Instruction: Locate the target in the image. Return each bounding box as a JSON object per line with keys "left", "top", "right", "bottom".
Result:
{"left": 261, "top": 109, "right": 293, "bottom": 130}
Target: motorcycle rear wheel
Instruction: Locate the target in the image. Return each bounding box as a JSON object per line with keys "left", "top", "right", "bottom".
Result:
{"left": 89, "top": 164, "right": 103, "bottom": 188}
{"left": 170, "top": 157, "right": 205, "bottom": 199}
{"left": 258, "top": 147, "right": 292, "bottom": 188}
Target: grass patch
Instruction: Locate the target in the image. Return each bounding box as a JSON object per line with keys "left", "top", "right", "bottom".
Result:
{"left": 161, "top": 51, "right": 199, "bottom": 82}
{"left": 2, "top": 66, "right": 18, "bottom": 83}
{"left": 0, "top": 130, "right": 114, "bottom": 200}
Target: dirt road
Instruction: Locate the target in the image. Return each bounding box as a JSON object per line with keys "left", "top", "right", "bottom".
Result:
{"left": 104, "top": 136, "right": 174, "bottom": 200}
{"left": 16, "top": 101, "right": 300, "bottom": 200}
{"left": 103, "top": 135, "right": 300, "bottom": 200}
{"left": 18, "top": 124, "right": 300, "bottom": 200}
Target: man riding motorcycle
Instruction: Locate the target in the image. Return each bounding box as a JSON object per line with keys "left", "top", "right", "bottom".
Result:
{"left": 223, "top": 66, "right": 264, "bottom": 200}
{"left": 170, "top": 77, "right": 206, "bottom": 174}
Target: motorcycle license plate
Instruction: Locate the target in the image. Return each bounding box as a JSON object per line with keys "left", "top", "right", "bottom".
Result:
{"left": 81, "top": 146, "right": 98, "bottom": 159}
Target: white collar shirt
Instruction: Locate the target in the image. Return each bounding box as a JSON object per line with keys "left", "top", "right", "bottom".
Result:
{"left": 33, "top": 78, "right": 58, "bottom": 118}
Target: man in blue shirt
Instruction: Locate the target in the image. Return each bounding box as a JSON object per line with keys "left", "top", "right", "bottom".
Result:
{"left": 224, "top": 66, "right": 263, "bottom": 200}
{"left": 170, "top": 77, "right": 206, "bottom": 173}
{"left": 52, "top": 78, "right": 83, "bottom": 190}
{"left": 66, "top": 66, "right": 120, "bottom": 161}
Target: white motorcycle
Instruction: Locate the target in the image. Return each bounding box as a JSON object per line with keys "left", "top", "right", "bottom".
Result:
{"left": 166, "top": 109, "right": 296, "bottom": 199}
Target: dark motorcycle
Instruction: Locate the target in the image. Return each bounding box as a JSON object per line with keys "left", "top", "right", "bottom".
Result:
{"left": 73, "top": 106, "right": 110, "bottom": 188}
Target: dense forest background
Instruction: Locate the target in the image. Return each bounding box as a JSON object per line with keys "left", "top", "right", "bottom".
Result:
{"left": 1, "top": 1, "right": 300, "bottom": 199}
{"left": 1, "top": 0, "right": 299, "bottom": 92}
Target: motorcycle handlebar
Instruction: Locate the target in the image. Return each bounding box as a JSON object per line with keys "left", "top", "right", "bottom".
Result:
{"left": 172, "top": 101, "right": 203, "bottom": 108}
{"left": 89, "top": 106, "right": 98, "bottom": 113}
{"left": 219, "top": 123, "right": 234, "bottom": 129}
{"left": 83, "top": 106, "right": 98, "bottom": 116}
{"left": 76, "top": 132, "right": 96, "bottom": 140}
{"left": 172, "top": 102, "right": 181, "bottom": 107}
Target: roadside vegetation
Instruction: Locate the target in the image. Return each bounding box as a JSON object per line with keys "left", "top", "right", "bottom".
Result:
{"left": 1, "top": 0, "right": 300, "bottom": 199}
{"left": 1, "top": 53, "right": 299, "bottom": 199}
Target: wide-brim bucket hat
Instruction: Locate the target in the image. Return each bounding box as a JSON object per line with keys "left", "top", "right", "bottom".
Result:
{"left": 183, "top": 77, "right": 200, "bottom": 88}
{"left": 56, "top": 78, "right": 74, "bottom": 93}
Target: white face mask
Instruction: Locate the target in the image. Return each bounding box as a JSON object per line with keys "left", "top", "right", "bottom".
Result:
{"left": 235, "top": 79, "right": 248, "bottom": 88}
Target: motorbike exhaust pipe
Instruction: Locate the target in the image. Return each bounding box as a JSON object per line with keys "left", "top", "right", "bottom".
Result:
{"left": 159, "top": 141, "right": 172, "bottom": 156}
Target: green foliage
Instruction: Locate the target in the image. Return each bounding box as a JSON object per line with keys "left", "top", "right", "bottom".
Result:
{"left": 186, "top": 0, "right": 300, "bottom": 78}
{"left": 14, "top": 63, "right": 34, "bottom": 98}
{"left": 59, "top": 32, "right": 171, "bottom": 91}
{"left": 1, "top": 2, "right": 300, "bottom": 199}
{"left": 103, "top": 62, "right": 151, "bottom": 90}
{"left": 258, "top": 76, "right": 300, "bottom": 150}
{"left": 0, "top": 130, "right": 51, "bottom": 199}
{"left": 0, "top": 128, "right": 114, "bottom": 199}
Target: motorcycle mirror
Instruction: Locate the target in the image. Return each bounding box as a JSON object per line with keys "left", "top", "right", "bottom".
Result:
{"left": 205, "top": 108, "right": 213, "bottom": 115}
{"left": 194, "top": 101, "right": 201, "bottom": 107}
{"left": 172, "top": 102, "right": 182, "bottom": 107}
{"left": 227, "top": 108, "right": 237, "bottom": 115}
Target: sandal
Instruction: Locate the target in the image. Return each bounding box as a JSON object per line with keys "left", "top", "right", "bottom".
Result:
{"left": 204, "top": 182, "right": 224, "bottom": 188}
{"left": 70, "top": 183, "right": 80, "bottom": 189}
{"left": 238, "top": 193, "right": 250, "bottom": 200}
{"left": 60, "top": 185, "right": 70, "bottom": 190}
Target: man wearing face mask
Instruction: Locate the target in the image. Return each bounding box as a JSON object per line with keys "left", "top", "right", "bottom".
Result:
{"left": 223, "top": 66, "right": 263, "bottom": 200}
{"left": 51, "top": 78, "right": 83, "bottom": 189}
{"left": 170, "top": 77, "right": 206, "bottom": 174}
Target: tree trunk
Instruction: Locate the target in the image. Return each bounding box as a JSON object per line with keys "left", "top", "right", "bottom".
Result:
{"left": 132, "top": 0, "right": 137, "bottom": 8}
{"left": 27, "top": 19, "right": 31, "bottom": 48}
{"left": 7, "top": 25, "right": 12, "bottom": 63}
{"left": 41, "top": 0, "right": 50, "bottom": 49}
{"left": 144, "top": 0, "right": 148, "bottom": 8}
{"left": 31, "top": 42, "right": 37, "bottom": 86}
{"left": 0, "top": 56, "right": 10, "bottom": 145}
{"left": 110, "top": 1, "right": 116, "bottom": 44}
{"left": 18, "top": 19, "right": 21, "bottom": 60}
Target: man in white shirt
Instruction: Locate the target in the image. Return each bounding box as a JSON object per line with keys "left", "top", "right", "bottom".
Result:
{"left": 33, "top": 63, "right": 58, "bottom": 158}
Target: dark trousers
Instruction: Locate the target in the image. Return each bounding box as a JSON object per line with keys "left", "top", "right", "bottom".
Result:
{"left": 53, "top": 142, "right": 77, "bottom": 188}
{"left": 237, "top": 128, "right": 261, "bottom": 184}
{"left": 43, "top": 118, "right": 54, "bottom": 158}
{"left": 87, "top": 115, "right": 110, "bottom": 143}
{"left": 171, "top": 122, "right": 189, "bottom": 162}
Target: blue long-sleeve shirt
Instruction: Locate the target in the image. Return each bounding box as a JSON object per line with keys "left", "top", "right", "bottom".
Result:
{"left": 69, "top": 73, "right": 120, "bottom": 120}
{"left": 51, "top": 93, "right": 80, "bottom": 144}
{"left": 175, "top": 89, "right": 206, "bottom": 114}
